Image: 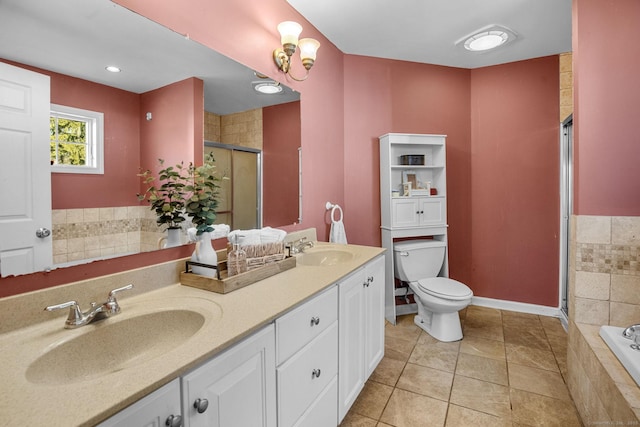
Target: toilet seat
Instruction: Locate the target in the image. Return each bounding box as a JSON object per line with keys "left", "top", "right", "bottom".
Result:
{"left": 417, "top": 277, "right": 472, "bottom": 301}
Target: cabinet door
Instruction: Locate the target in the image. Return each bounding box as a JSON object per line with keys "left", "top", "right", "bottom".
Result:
{"left": 391, "top": 198, "right": 420, "bottom": 227}
{"left": 182, "top": 325, "right": 276, "bottom": 427}
{"left": 292, "top": 377, "right": 338, "bottom": 427}
{"left": 363, "top": 256, "right": 385, "bottom": 378}
{"left": 97, "top": 378, "right": 182, "bottom": 427}
{"left": 418, "top": 197, "right": 446, "bottom": 226}
{"left": 338, "top": 268, "right": 365, "bottom": 423}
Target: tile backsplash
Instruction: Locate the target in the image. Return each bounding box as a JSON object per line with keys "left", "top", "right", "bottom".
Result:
{"left": 571, "top": 215, "right": 640, "bottom": 326}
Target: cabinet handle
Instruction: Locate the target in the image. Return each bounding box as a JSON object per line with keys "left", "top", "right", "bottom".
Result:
{"left": 363, "top": 280, "right": 369, "bottom": 288}
{"left": 368, "top": 276, "right": 374, "bottom": 283}
{"left": 193, "top": 398, "right": 209, "bottom": 414}
{"left": 310, "top": 316, "right": 320, "bottom": 326}
{"left": 165, "top": 414, "right": 182, "bottom": 427}
{"left": 420, "top": 210, "right": 424, "bottom": 214}
{"left": 312, "top": 368, "right": 321, "bottom": 379}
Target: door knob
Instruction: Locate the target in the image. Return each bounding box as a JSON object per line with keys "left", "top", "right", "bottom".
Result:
{"left": 36, "top": 227, "right": 51, "bottom": 238}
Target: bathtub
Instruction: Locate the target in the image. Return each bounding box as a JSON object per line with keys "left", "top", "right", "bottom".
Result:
{"left": 599, "top": 325, "right": 640, "bottom": 387}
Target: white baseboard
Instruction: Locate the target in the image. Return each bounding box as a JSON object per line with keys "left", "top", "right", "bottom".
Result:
{"left": 471, "top": 296, "right": 560, "bottom": 318}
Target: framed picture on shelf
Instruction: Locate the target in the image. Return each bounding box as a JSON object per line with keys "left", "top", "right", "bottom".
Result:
{"left": 402, "top": 170, "right": 418, "bottom": 190}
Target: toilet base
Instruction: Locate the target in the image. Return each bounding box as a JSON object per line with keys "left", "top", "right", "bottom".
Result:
{"left": 414, "top": 311, "right": 463, "bottom": 342}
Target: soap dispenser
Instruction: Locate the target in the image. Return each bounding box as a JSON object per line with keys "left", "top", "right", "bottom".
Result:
{"left": 227, "top": 235, "right": 248, "bottom": 277}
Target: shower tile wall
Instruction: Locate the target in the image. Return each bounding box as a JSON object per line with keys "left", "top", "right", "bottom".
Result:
{"left": 51, "top": 206, "right": 160, "bottom": 264}
{"left": 571, "top": 215, "right": 640, "bottom": 327}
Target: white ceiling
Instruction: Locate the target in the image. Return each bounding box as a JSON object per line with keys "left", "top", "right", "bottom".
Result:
{"left": 286, "top": 0, "right": 572, "bottom": 69}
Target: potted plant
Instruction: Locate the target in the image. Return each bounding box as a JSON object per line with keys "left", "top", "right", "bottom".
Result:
{"left": 138, "top": 153, "right": 222, "bottom": 251}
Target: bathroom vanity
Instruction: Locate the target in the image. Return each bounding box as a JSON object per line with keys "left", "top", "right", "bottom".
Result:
{"left": 0, "top": 242, "right": 384, "bottom": 427}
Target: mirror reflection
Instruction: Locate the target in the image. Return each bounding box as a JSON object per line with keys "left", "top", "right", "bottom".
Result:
{"left": 0, "top": 0, "right": 301, "bottom": 277}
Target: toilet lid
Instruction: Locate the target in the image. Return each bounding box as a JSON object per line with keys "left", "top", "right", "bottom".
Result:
{"left": 417, "top": 277, "right": 473, "bottom": 301}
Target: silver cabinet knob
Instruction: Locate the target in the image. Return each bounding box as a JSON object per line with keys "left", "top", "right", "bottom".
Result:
{"left": 194, "top": 398, "right": 209, "bottom": 414}
{"left": 310, "top": 316, "right": 320, "bottom": 326}
{"left": 165, "top": 414, "right": 182, "bottom": 427}
{"left": 312, "top": 368, "right": 321, "bottom": 379}
{"left": 36, "top": 227, "right": 51, "bottom": 238}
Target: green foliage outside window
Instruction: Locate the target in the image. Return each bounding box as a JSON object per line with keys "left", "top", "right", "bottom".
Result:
{"left": 50, "top": 116, "right": 87, "bottom": 166}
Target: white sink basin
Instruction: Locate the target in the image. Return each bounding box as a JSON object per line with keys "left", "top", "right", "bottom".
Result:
{"left": 297, "top": 246, "right": 355, "bottom": 266}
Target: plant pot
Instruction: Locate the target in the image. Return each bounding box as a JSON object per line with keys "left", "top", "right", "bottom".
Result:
{"left": 158, "top": 227, "right": 182, "bottom": 249}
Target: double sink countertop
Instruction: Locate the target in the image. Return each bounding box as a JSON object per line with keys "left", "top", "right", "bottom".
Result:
{"left": 0, "top": 243, "right": 385, "bottom": 426}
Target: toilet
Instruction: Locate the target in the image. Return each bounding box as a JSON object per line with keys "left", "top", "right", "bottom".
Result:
{"left": 393, "top": 240, "right": 473, "bottom": 342}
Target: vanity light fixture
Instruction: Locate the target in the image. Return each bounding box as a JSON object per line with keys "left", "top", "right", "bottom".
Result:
{"left": 273, "top": 21, "right": 320, "bottom": 82}
{"left": 457, "top": 25, "right": 517, "bottom": 52}
{"left": 105, "top": 65, "right": 121, "bottom": 73}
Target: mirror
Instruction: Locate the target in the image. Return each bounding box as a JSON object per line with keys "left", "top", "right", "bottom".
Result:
{"left": 0, "top": 0, "right": 301, "bottom": 276}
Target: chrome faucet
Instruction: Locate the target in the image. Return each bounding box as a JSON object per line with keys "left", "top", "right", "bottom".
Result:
{"left": 288, "top": 237, "right": 315, "bottom": 254}
{"left": 623, "top": 324, "right": 640, "bottom": 339}
{"left": 45, "top": 284, "right": 134, "bottom": 329}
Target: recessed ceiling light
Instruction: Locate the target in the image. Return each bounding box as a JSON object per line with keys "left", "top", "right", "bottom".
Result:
{"left": 254, "top": 82, "right": 283, "bottom": 94}
{"left": 464, "top": 31, "right": 508, "bottom": 51}
{"left": 456, "top": 25, "right": 517, "bottom": 53}
{"left": 105, "top": 65, "right": 121, "bottom": 73}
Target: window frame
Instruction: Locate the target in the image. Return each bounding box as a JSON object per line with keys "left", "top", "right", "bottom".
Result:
{"left": 50, "top": 104, "right": 104, "bottom": 174}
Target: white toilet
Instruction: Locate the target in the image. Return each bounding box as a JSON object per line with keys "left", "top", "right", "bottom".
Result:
{"left": 393, "top": 240, "right": 473, "bottom": 342}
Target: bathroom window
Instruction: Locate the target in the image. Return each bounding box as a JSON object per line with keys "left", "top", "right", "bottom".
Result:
{"left": 50, "top": 104, "right": 104, "bottom": 174}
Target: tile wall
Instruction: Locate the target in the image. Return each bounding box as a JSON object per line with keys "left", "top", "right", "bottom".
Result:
{"left": 51, "top": 206, "right": 169, "bottom": 265}
{"left": 568, "top": 214, "right": 640, "bottom": 424}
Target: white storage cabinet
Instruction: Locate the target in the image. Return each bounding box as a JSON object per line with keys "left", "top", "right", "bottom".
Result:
{"left": 379, "top": 133, "right": 449, "bottom": 324}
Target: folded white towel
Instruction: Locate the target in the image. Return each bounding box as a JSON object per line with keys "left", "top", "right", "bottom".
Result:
{"left": 228, "top": 227, "right": 286, "bottom": 246}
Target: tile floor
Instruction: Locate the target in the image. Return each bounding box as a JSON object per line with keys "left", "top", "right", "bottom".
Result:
{"left": 340, "top": 305, "right": 583, "bottom": 427}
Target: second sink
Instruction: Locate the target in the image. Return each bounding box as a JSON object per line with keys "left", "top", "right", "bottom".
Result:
{"left": 297, "top": 247, "right": 355, "bottom": 266}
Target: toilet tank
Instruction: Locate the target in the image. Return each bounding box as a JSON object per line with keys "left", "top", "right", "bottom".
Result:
{"left": 393, "top": 240, "right": 446, "bottom": 282}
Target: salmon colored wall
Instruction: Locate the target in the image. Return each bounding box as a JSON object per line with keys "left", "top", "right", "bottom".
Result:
{"left": 263, "top": 101, "right": 301, "bottom": 227}
{"left": 573, "top": 0, "right": 640, "bottom": 215}
{"left": 343, "top": 55, "right": 473, "bottom": 284}
{"left": 470, "top": 56, "right": 560, "bottom": 306}
{"left": 0, "top": 59, "right": 142, "bottom": 209}
{"left": 139, "top": 77, "right": 204, "bottom": 193}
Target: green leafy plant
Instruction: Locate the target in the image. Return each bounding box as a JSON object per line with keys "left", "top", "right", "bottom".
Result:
{"left": 137, "top": 153, "right": 221, "bottom": 235}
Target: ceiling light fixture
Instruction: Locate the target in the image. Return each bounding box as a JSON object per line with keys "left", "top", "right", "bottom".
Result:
{"left": 273, "top": 21, "right": 320, "bottom": 82}
{"left": 456, "top": 25, "right": 517, "bottom": 53}
{"left": 254, "top": 81, "right": 283, "bottom": 94}
{"left": 105, "top": 65, "right": 121, "bottom": 73}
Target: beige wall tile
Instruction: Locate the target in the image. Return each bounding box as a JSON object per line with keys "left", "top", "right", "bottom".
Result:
{"left": 611, "top": 275, "right": 640, "bottom": 304}
{"left": 574, "top": 298, "right": 609, "bottom": 325}
{"left": 67, "top": 208, "right": 84, "bottom": 223}
{"left": 52, "top": 209, "right": 67, "bottom": 225}
{"left": 576, "top": 215, "right": 611, "bottom": 244}
{"left": 612, "top": 216, "right": 640, "bottom": 245}
{"left": 83, "top": 208, "right": 99, "bottom": 222}
{"left": 609, "top": 302, "right": 640, "bottom": 328}
{"left": 575, "top": 271, "right": 610, "bottom": 300}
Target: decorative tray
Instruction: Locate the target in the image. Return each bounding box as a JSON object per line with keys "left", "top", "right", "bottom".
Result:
{"left": 180, "top": 249, "right": 296, "bottom": 294}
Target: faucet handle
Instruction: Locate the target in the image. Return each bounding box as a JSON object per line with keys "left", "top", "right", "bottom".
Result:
{"left": 107, "top": 284, "right": 134, "bottom": 302}
{"left": 45, "top": 300, "right": 84, "bottom": 326}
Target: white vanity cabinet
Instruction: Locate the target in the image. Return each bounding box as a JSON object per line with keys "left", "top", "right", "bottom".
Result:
{"left": 181, "top": 325, "right": 276, "bottom": 427}
{"left": 275, "top": 285, "right": 338, "bottom": 427}
{"left": 97, "top": 378, "right": 182, "bottom": 427}
{"left": 338, "top": 255, "right": 385, "bottom": 423}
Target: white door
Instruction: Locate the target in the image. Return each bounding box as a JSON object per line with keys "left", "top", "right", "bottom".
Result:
{"left": 0, "top": 61, "right": 52, "bottom": 277}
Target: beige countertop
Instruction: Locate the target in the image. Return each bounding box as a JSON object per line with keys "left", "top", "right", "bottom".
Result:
{"left": 0, "top": 242, "right": 384, "bottom": 426}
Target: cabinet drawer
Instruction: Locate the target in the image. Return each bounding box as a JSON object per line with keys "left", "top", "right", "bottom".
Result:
{"left": 277, "top": 321, "right": 338, "bottom": 427}
{"left": 276, "top": 285, "right": 337, "bottom": 364}
{"left": 292, "top": 376, "right": 337, "bottom": 427}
